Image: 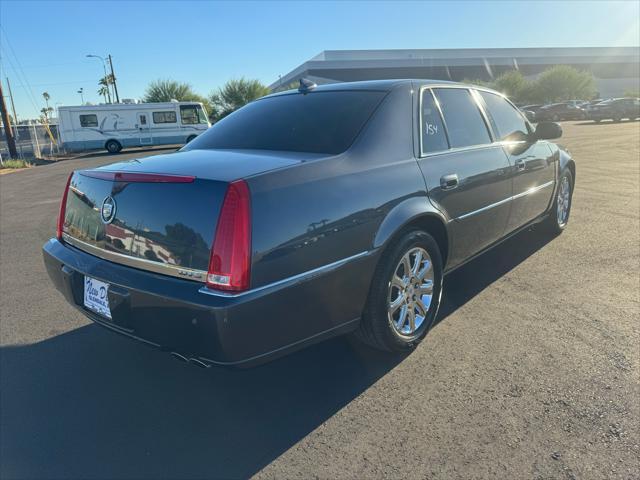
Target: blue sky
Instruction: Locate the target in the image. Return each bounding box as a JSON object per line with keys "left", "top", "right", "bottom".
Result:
{"left": 1, "top": 0, "right": 639, "bottom": 119}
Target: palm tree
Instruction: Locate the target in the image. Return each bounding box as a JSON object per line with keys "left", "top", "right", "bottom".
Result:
{"left": 97, "top": 84, "right": 110, "bottom": 103}
{"left": 208, "top": 78, "right": 270, "bottom": 122}
{"left": 143, "top": 79, "right": 212, "bottom": 113}
{"left": 42, "top": 92, "right": 50, "bottom": 110}
{"left": 40, "top": 106, "right": 53, "bottom": 121}
{"left": 98, "top": 76, "right": 112, "bottom": 103}
{"left": 144, "top": 79, "right": 197, "bottom": 102}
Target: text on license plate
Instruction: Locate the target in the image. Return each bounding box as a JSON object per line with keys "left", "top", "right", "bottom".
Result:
{"left": 84, "top": 276, "right": 112, "bottom": 319}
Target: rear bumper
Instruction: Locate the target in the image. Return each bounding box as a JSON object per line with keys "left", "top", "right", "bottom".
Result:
{"left": 43, "top": 239, "right": 377, "bottom": 367}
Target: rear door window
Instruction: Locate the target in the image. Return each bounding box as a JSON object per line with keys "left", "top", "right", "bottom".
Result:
{"left": 433, "top": 88, "right": 491, "bottom": 148}
{"left": 420, "top": 89, "right": 449, "bottom": 154}
{"left": 478, "top": 91, "right": 530, "bottom": 141}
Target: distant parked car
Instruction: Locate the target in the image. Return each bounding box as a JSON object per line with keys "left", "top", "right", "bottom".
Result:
{"left": 588, "top": 98, "right": 640, "bottom": 123}
{"left": 520, "top": 104, "right": 544, "bottom": 122}
{"left": 581, "top": 99, "right": 605, "bottom": 114}
{"left": 536, "top": 102, "right": 587, "bottom": 122}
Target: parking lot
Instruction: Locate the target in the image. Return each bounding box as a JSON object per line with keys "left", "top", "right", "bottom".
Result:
{"left": 1, "top": 121, "right": 638, "bottom": 479}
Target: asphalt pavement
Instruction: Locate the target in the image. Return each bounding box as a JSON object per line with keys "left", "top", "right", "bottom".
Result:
{"left": 1, "top": 123, "right": 638, "bottom": 479}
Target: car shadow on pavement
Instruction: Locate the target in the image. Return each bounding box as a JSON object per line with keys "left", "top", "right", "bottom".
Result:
{"left": 435, "top": 225, "right": 554, "bottom": 327}
{"left": 0, "top": 226, "right": 554, "bottom": 479}
{"left": 0, "top": 322, "right": 404, "bottom": 479}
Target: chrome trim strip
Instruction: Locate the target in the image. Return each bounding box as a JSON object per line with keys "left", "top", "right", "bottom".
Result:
{"left": 456, "top": 180, "right": 554, "bottom": 221}
{"left": 61, "top": 233, "right": 207, "bottom": 282}
{"left": 199, "top": 251, "right": 371, "bottom": 298}
{"left": 511, "top": 180, "right": 554, "bottom": 201}
{"left": 456, "top": 196, "right": 513, "bottom": 220}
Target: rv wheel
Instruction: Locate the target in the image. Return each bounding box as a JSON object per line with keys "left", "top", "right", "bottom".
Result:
{"left": 105, "top": 140, "right": 122, "bottom": 154}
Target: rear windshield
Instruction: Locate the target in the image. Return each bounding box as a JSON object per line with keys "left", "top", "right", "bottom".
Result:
{"left": 182, "top": 90, "right": 386, "bottom": 155}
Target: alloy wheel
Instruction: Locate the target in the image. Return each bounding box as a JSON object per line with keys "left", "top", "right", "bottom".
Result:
{"left": 557, "top": 175, "right": 571, "bottom": 227}
{"left": 387, "top": 247, "right": 434, "bottom": 336}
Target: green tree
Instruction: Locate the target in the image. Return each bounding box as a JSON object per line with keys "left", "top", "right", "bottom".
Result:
{"left": 272, "top": 80, "right": 300, "bottom": 93}
{"left": 532, "top": 65, "right": 596, "bottom": 103}
{"left": 42, "top": 91, "right": 50, "bottom": 110}
{"left": 144, "top": 79, "right": 197, "bottom": 102}
{"left": 98, "top": 84, "right": 110, "bottom": 103}
{"left": 98, "top": 75, "right": 113, "bottom": 103}
{"left": 143, "top": 79, "right": 211, "bottom": 114}
{"left": 209, "top": 78, "right": 270, "bottom": 122}
{"left": 491, "top": 70, "right": 531, "bottom": 101}
{"left": 462, "top": 78, "right": 491, "bottom": 88}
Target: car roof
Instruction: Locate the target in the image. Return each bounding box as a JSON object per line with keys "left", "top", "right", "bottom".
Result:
{"left": 265, "top": 78, "right": 498, "bottom": 98}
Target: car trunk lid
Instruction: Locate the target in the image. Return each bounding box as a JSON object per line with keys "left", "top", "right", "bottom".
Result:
{"left": 60, "top": 149, "right": 322, "bottom": 282}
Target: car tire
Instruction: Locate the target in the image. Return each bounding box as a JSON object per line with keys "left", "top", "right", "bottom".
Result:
{"left": 186, "top": 135, "right": 197, "bottom": 144}
{"left": 594, "top": 119, "right": 601, "bottom": 123}
{"left": 356, "top": 230, "right": 443, "bottom": 352}
{"left": 613, "top": 116, "right": 622, "bottom": 123}
{"left": 545, "top": 169, "right": 573, "bottom": 235}
{"left": 105, "top": 140, "right": 122, "bottom": 154}
{"left": 552, "top": 114, "right": 560, "bottom": 122}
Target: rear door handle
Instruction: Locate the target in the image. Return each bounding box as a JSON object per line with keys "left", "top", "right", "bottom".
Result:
{"left": 516, "top": 160, "right": 526, "bottom": 171}
{"left": 440, "top": 174, "right": 459, "bottom": 190}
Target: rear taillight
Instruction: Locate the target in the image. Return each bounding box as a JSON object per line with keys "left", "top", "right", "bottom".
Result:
{"left": 56, "top": 172, "right": 73, "bottom": 240}
{"left": 206, "top": 180, "right": 252, "bottom": 292}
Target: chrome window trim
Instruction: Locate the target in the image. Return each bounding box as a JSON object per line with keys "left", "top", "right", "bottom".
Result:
{"left": 456, "top": 180, "right": 554, "bottom": 221}
{"left": 474, "top": 89, "right": 535, "bottom": 138}
{"left": 420, "top": 142, "right": 505, "bottom": 158}
{"left": 418, "top": 85, "right": 496, "bottom": 158}
{"left": 199, "top": 251, "right": 371, "bottom": 298}
{"left": 61, "top": 233, "right": 207, "bottom": 282}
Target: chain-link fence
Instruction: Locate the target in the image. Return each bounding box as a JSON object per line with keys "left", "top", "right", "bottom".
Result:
{"left": 0, "top": 124, "right": 61, "bottom": 161}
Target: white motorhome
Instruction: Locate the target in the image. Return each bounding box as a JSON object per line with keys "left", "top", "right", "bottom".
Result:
{"left": 57, "top": 101, "right": 210, "bottom": 153}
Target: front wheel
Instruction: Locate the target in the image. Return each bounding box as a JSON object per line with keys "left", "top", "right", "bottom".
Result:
{"left": 545, "top": 170, "right": 573, "bottom": 234}
{"left": 105, "top": 140, "right": 122, "bottom": 154}
{"left": 357, "top": 230, "right": 443, "bottom": 352}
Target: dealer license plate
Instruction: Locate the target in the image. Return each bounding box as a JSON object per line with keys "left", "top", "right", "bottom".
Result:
{"left": 83, "top": 276, "right": 112, "bottom": 319}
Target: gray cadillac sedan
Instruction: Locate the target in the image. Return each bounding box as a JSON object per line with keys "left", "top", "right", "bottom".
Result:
{"left": 43, "top": 79, "right": 575, "bottom": 367}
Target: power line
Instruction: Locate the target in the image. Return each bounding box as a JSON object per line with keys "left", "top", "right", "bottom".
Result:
{"left": 8, "top": 79, "right": 97, "bottom": 88}
{"left": 0, "top": 27, "right": 43, "bottom": 116}
{"left": 0, "top": 50, "right": 41, "bottom": 115}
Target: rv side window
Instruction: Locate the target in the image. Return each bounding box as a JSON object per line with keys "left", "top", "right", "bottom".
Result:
{"left": 152, "top": 111, "right": 177, "bottom": 124}
{"left": 79, "top": 114, "right": 98, "bottom": 127}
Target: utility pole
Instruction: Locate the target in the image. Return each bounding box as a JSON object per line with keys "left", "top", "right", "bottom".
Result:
{"left": 108, "top": 54, "right": 120, "bottom": 103}
{"left": 86, "top": 54, "right": 111, "bottom": 103}
{"left": 0, "top": 80, "right": 18, "bottom": 159}
{"left": 6, "top": 77, "right": 18, "bottom": 125}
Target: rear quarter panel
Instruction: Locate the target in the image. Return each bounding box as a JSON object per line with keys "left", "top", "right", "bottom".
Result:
{"left": 245, "top": 85, "right": 436, "bottom": 333}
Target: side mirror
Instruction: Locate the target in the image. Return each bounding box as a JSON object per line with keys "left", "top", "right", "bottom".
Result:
{"left": 535, "top": 121, "right": 562, "bottom": 140}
